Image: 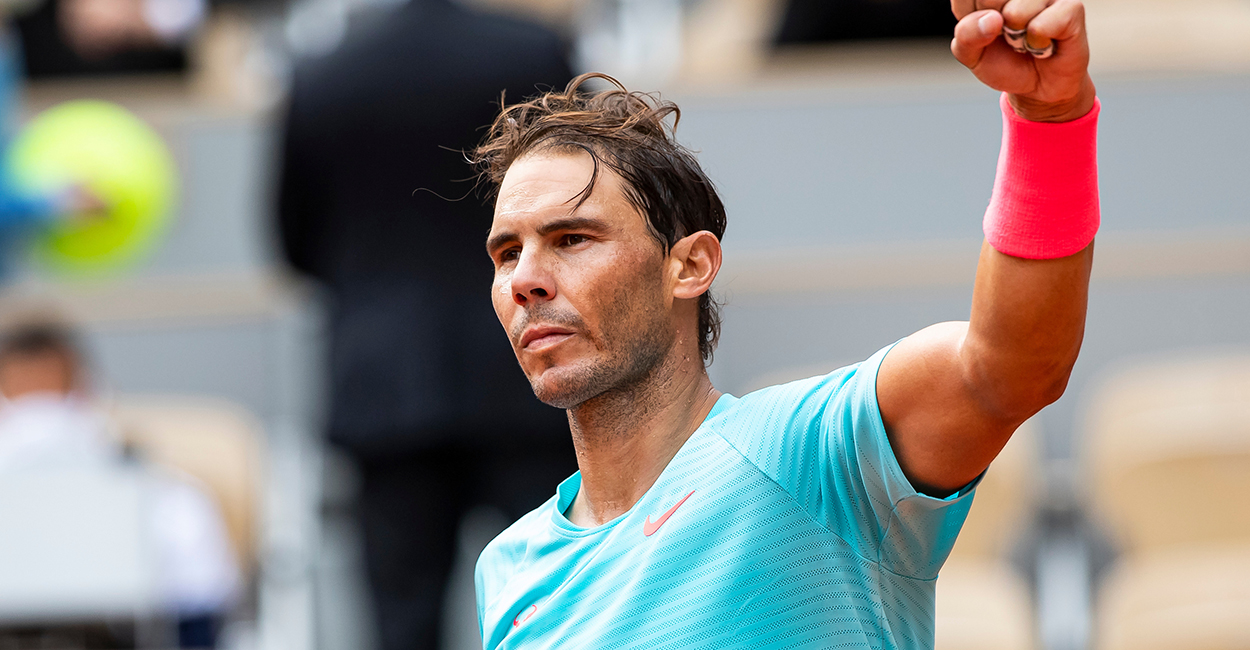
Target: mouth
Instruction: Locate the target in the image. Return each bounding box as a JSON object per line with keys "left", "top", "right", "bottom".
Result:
{"left": 520, "top": 325, "right": 577, "bottom": 351}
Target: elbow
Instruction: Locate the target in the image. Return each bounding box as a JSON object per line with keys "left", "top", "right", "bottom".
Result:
{"left": 967, "top": 353, "right": 1078, "bottom": 425}
{"left": 1014, "top": 365, "right": 1074, "bottom": 421}
{"left": 1033, "top": 366, "right": 1074, "bottom": 411}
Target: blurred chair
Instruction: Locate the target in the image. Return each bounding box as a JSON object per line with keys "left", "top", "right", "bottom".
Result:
{"left": 110, "top": 395, "right": 265, "bottom": 580}
{"left": 0, "top": 467, "right": 160, "bottom": 624}
{"left": 1084, "top": 353, "right": 1250, "bottom": 650}
{"left": 936, "top": 419, "right": 1039, "bottom": 650}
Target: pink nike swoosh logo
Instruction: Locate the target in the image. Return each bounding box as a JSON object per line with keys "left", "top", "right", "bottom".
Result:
{"left": 643, "top": 490, "right": 695, "bottom": 536}
{"left": 512, "top": 604, "right": 536, "bottom": 627}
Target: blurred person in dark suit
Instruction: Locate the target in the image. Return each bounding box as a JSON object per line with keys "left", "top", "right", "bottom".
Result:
{"left": 275, "top": 2, "right": 574, "bottom": 648}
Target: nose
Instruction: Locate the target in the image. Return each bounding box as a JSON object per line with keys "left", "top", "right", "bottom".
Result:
{"left": 509, "top": 248, "right": 556, "bottom": 306}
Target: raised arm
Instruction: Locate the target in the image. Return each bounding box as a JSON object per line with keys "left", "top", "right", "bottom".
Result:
{"left": 876, "top": 0, "right": 1097, "bottom": 496}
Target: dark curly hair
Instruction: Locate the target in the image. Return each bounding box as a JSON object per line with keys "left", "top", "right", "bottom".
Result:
{"left": 472, "top": 72, "right": 727, "bottom": 364}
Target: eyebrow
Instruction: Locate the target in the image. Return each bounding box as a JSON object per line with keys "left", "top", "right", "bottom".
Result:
{"left": 486, "top": 216, "right": 608, "bottom": 254}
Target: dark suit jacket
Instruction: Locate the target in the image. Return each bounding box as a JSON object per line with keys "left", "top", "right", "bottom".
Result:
{"left": 277, "top": 0, "right": 573, "bottom": 454}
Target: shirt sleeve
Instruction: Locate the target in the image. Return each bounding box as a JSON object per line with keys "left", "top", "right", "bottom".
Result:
{"left": 720, "top": 343, "right": 978, "bottom": 580}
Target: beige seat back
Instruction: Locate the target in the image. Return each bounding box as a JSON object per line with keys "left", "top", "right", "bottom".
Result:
{"left": 1085, "top": 354, "right": 1250, "bottom": 554}
{"left": 1094, "top": 543, "right": 1250, "bottom": 650}
{"left": 947, "top": 419, "right": 1039, "bottom": 561}
{"left": 938, "top": 420, "right": 1040, "bottom": 650}
{"left": 1087, "top": 354, "right": 1250, "bottom": 432}
{"left": 109, "top": 395, "right": 265, "bottom": 578}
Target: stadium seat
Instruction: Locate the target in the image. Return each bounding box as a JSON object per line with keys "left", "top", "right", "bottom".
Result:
{"left": 935, "top": 559, "right": 1036, "bottom": 650}
{"left": 110, "top": 395, "right": 266, "bottom": 578}
{"left": 1096, "top": 543, "right": 1250, "bottom": 650}
{"left": 1084, "top": 354, "right": 1250, "bottom": 650}
{"left": 947, "top": 419, "right": 1039, "bottom": 561}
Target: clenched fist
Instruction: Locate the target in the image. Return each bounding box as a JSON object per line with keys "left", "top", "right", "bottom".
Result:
{"left": 951, "top": 0, "right": 1096, "bottom": 122}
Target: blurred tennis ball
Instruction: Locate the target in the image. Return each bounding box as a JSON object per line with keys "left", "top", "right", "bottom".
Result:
{"left": 7, "top": 100, "right": 177, "bottom": 274}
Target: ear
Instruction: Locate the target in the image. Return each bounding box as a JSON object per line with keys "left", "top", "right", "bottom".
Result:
{"left": 668, "top": 230, "right": 722, "bottom": 301}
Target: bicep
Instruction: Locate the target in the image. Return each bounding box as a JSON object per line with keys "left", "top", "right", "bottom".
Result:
{"left": 877, "top": 241, "right": 1092, "bottom": 495}
{"left": 876, "top": 320, "right": 1016, "bottom": 496}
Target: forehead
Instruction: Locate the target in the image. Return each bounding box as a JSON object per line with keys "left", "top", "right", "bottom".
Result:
{"left": 491, "top": 151, "right": 637, "bottom": 231}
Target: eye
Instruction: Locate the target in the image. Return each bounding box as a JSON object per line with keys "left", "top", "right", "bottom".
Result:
{"left": 560, "top": 234, "right": 590, "bottom": 247}
{"left": 497, "top": 247, "right": 520, "bottom": 264}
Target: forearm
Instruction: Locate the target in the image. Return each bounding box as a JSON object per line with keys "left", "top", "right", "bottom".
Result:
{"left": 962, "top": 242, "right": 1092, "bottom": 424}
{"left": 877, "top": 86, "right": 1099, "bottom": 494}
{"left": 961, "top": 92, "right": 1099, "bottom": 422}
{"left": 879, "top": 245, "right": 1092, "bottom": 496}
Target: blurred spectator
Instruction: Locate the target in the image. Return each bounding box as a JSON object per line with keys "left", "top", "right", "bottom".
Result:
{"left": 15, "top": 0, "right": 252, "bottom": 79}
{"left": 58, "top": 0, "right": 204, "bottom": 60}
{"left": 775, "top": 0, "right": 955, "bottom": 44}
{"left": 275, "top": 1, "right": 574, "bottom": 648}
{"left": 0, "top": 321, "right": 241, "bottom": 647}
{"left": 14, "top": 0, "right": 188, "bottom": 77}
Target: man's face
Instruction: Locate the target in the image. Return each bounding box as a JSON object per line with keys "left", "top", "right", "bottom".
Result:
{"left": 486, "top": 151, "right": 676, "bottom": 409}
{"left": 0, "top": 351, "right": 76, "bottom": 400}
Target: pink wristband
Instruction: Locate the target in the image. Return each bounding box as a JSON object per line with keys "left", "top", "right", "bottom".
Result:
{"left": 984, "top": 93, "right": 1101, "bottom": 259}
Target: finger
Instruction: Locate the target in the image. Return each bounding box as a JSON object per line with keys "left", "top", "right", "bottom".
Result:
{"left": 951, "top": 10, "right": 1004, "bottom": 69}
{"left": 1000, "top": 0, "right": 1052, "bottom": 53}
{"left": 953, "top": 0, "right": 1008, "bottom": 20}
{"left": 1027, "top": 0, "right": 1086, "bottom": 45}
{"left": 1023, "top": 0, "right": 1086, "bottom": 59}
{"left": 951, "top": 0, "right": 975, "bottom": 20}
{"left": 1000, "top": 0, "right": 1051, "bottom": 31}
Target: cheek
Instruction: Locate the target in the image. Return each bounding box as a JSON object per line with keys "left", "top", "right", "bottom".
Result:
{"left": 577, "top": 249, "right": 666, "bottom": 331}
{"left": 491, "top": 275, "right": 514, "bottom": 324}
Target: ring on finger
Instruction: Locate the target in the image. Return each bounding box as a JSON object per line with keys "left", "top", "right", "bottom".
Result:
{"left": 1002, "top": 25, "right": 1056, "bottom": 59}
{"left": 1002, "top": 26, "right": 1028, "bottom": 52}
{"left": 1024, "top": 40, "right": 1055, "bottom": 59}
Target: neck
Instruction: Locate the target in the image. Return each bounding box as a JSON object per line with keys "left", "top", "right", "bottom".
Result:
{"left": 564, "top": 346, "right": 721, "bottom": 527}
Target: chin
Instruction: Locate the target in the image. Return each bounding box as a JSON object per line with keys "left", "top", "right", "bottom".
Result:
{"left": 526, "top": 362, "right": 613, "bottom": 410}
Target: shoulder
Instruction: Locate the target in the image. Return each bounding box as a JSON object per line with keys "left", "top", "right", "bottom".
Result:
{"left": 705, "top": 348, "right": 894, "bottom": 507}
{"left": 725, "top": 345, "right": 896, "bottom": 425}
{"left": 717, "top": 362, "right": 864, "bottom": 430}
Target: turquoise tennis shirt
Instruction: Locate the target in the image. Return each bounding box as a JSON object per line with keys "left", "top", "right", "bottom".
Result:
{"left": 475, "top": 345, "right": 979, "bottom": 649}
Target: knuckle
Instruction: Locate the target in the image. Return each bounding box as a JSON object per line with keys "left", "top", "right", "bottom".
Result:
{"left": 1057, "top": 0, "right": 1086, "bottom": 18}
{"left": 999, "top": 4, "right": 1030, "bottom": 24}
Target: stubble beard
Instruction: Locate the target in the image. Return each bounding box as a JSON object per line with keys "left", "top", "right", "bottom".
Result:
{"left": 520, "top": 284, "right": 675, "bottom": 411}
{"left": 532, "top": 312, "right": 673, "bottom": 411}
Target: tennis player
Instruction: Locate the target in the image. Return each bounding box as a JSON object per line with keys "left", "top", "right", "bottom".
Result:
{"left": 473, "top": 0, "right": 1097, "bottom": 647}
